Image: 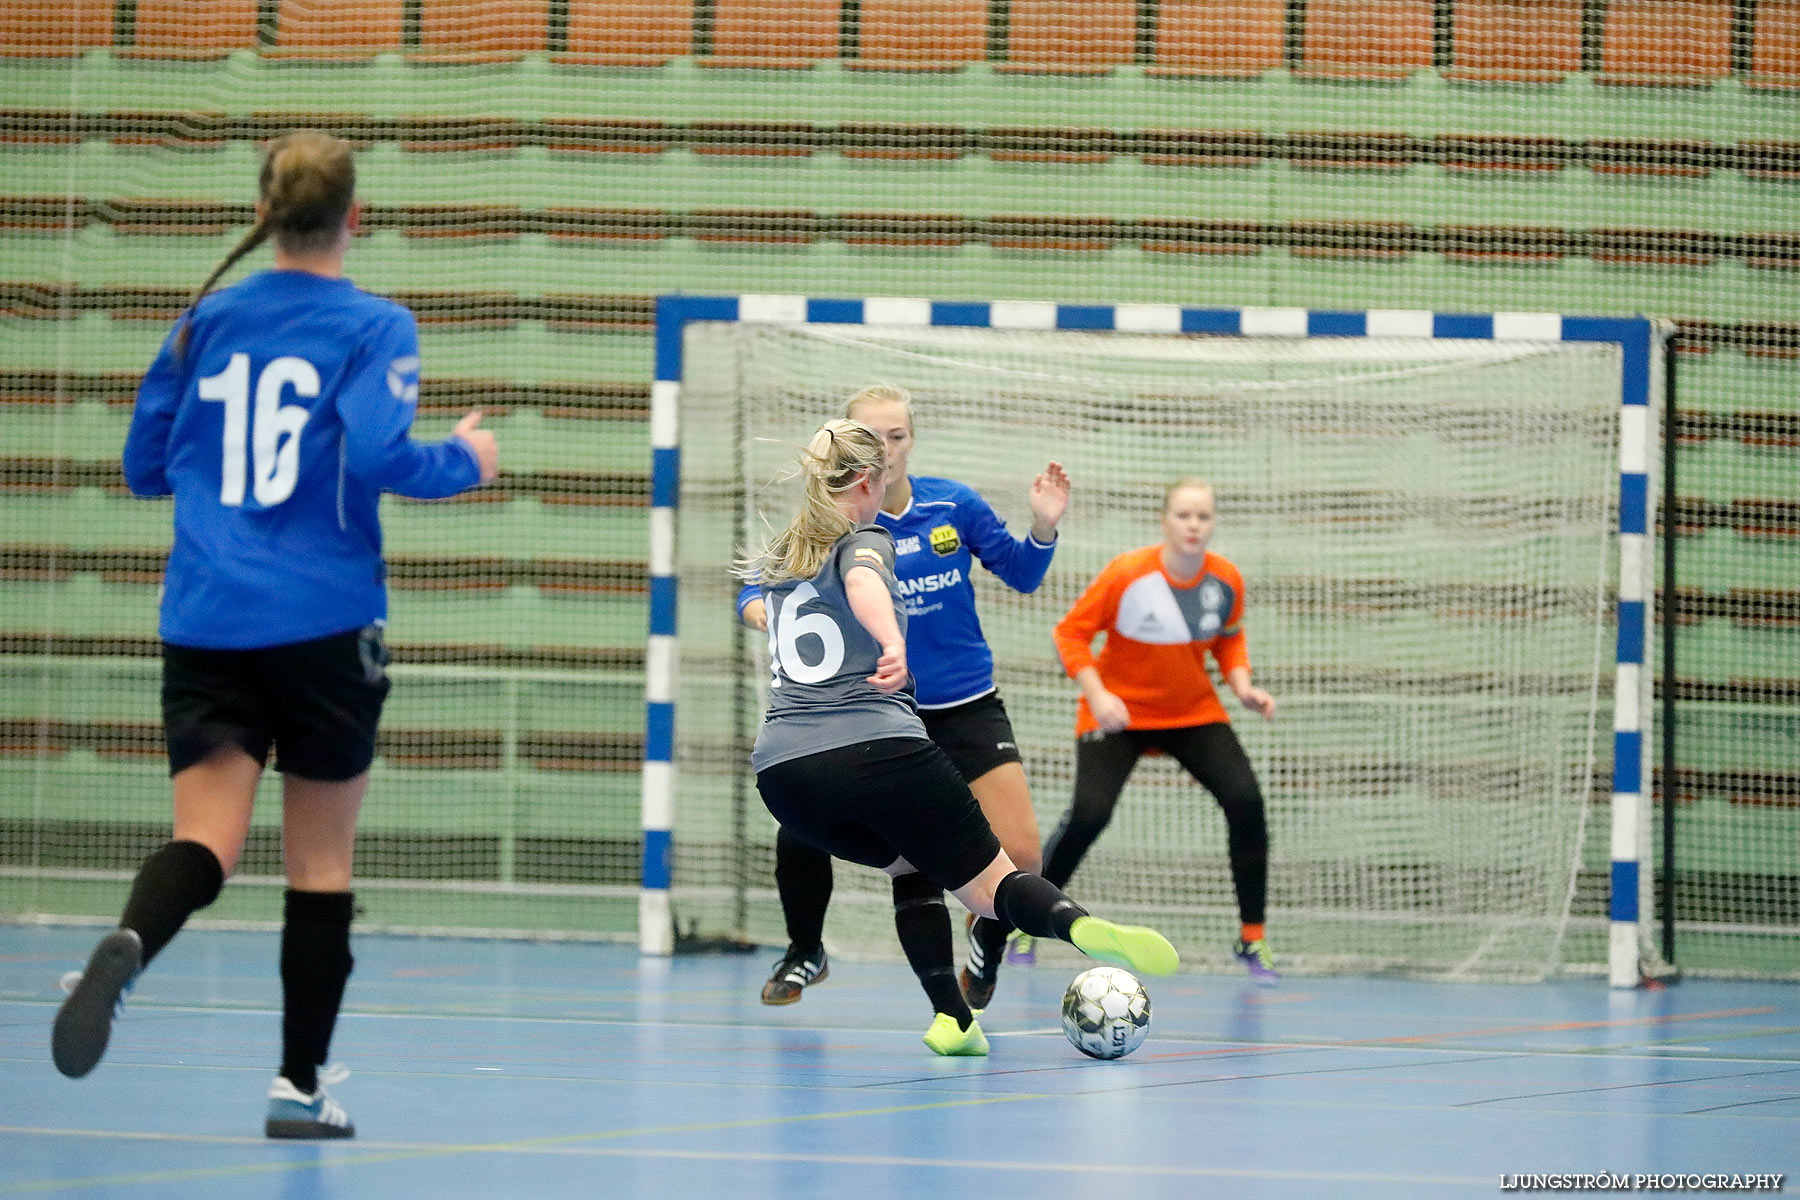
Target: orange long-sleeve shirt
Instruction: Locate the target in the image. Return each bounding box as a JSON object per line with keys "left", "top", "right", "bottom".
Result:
{"left": 1054, "top": 545, "right": 1251, "bottom": 737}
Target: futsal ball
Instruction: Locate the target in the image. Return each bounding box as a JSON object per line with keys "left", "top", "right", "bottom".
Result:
{"left": 1061, "top": 966, "right": 1152, "bottom": 1060}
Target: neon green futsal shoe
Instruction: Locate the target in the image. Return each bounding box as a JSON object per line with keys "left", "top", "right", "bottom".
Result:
{"left": 922, "top": 1013, "right": 989, "bottom": 1056}
{"left": 1068, "top": 916, "right": 1180, "bottom": 977}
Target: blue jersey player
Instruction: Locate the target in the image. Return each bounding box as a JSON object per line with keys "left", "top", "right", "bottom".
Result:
{"left": 740, "top": 385, "right": 1069, "bottom": 1013}
{"left": 51, "top": 130, "right": 497, "bottom": 1139}
{"left": 741, "top": 418, "right": 1175, "bottom": 1055}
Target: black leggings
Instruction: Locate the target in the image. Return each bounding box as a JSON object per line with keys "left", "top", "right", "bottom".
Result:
{"left": 1041, "top": 723, "right": 1268, "bottom": 925}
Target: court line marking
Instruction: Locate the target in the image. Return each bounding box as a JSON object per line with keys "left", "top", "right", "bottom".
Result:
{"left": 1569, "top": 1025, "right": 1800, "bottom": 1055}
{"left": 0, "top": 1126, "right": 1493, "bottom": 1188}
{"left": 1684, "top": 1094, "right": 1800, "bottom": 1114}
{"left": 1, "top": 995, "right": 1785, "bottom": 1041}
{"left": 0, "top": 1096, "right": 1038, "bottom": 1194}
{"left": 1350, "top": 1006, "right": 1781, "bottom": 1047}
{"left": 1452, "top": 1064, "right": 1800, "bottom": 1108}
{"left": 7, "top": 995, "right": 1798, "bottom": 1074}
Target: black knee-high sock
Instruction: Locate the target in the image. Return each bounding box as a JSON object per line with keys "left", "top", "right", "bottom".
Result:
{"left": 280, "top": 890, "right": 354, "bottom": 1094}
{"left": 891, "top": 874, "right": 972, "bottom": 1029}
{"left": 967, "top": 915, "right": 1012, "bottom": 980}
{"left": 994, "top": 871, "right": 1087, "bottom": 944}
{"left": 119, "top": 840, "right": 225, "bottom": 967}
{"left": 1229, "top": 852, "right": 1268, "bottom": 927}
{"left": 775, "top": 829, "right": 833, "bottom": 954}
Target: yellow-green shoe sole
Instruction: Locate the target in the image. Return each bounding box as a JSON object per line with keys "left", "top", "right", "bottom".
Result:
{"left": 1068, "top": 917, "right": 1180, "bottom": 977}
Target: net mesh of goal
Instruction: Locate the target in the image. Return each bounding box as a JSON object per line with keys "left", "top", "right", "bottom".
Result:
{"left": 673, "top": 320, "right": 1624, "bottom": 980}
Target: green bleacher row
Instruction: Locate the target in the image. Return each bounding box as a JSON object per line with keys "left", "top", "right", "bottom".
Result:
{"left": 7, "top": 322, "right": 1792, "bottom": 514}
{"left": 6, "top": 409, "right": 1796, "bottom": 581}
{"left": 8, "top": 206, "right": 1800, "bottom": 280}
{"left": 7, "top": 252, "right": 1800, "bottom": 329}
{"left": 5, "top": 360, "right": 1793, "bottom": 468}
{"left": 3, "top": 51, "right": 1796, "bottom": 139}
{"left": 6, "top": 331, "right": 1797, "bottom": 417}
{"left": 8, "top": 110, "right": 1800, "bottom": 176}
{"left": 11, "top": 712, "right": 1792, "bottom": 897}
{"left": 7, "top": 130, "right": 1800, "bottom": 233}
{"left": 7, "top": 643, "right": 1795, "bottom": 809}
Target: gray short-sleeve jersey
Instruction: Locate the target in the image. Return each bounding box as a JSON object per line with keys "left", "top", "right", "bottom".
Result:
{"left": 751, "top": 525, "right": 929, "bottom": 772}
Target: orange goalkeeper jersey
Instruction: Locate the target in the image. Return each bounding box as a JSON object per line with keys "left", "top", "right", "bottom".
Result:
{"left": 1054, "top": 545, "right": 1250, "bottom": 737}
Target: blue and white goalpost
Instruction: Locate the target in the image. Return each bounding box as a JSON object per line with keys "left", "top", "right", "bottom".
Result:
{"left": 644, "top": 293, "right": 1656, "bottom": 985}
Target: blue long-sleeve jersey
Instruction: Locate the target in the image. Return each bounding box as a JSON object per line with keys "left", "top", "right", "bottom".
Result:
{"left": 738, "top": 475, "right": 1055, "bottom": 708}
{"left": 123, "top": 269, "right": 482, "bottom": 649}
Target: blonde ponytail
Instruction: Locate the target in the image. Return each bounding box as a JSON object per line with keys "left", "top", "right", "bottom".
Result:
{"left": 174, "top": 129, "right": 356, "bottom": 357}
{"left": 738, "top": 420, "right": 887, "bottom": 586}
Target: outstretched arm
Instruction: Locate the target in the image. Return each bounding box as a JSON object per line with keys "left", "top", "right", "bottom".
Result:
{"left": 339, "top": 313, "right": 486, "bottom": 499}
{"left": 964, "top": 481, "right": 1060, "bottom": 594}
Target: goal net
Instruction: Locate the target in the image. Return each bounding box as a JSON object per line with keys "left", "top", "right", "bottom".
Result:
{"left": 671, "top": 312, "right": 1642, "bottom": 980}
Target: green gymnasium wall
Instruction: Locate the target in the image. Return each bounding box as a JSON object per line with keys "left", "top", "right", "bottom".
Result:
{"left": 0, "top": 0, "right": 1794, "bottom": 974}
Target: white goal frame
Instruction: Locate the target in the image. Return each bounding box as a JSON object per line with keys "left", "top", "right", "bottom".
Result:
{"left": 642, "top": 295, "right": 1661, "bottom": 988}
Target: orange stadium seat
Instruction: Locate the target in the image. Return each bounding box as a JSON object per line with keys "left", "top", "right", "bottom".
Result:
{"left": 416, "top": 0, "right": 549, "bottom": 62}
{"left": 123, "top": 0, "right": 259, "bottom": 59}
{"left": 1599, "top": 0, "right": 1731, "bottom": 85}
{"left": 1447, "top": 0, "right": 1582, "bottom": 83}
{"left": 853, "top": 0, "right": 985, "bottom": 70}
{"left": 1299, "top": 0, "right": 1434, "bottom": 79}
{"left": 0, "top": 0, "right": 113, "bottom": 56}
{"left": 1749, "top": 0, "right": 1800, "bottom": 89}
{"left": 1151, "top": 0, "right": 1284, "bottom": 77}
{"left": 559, "top": 0, "right": 693, "bottom": 66}
{"left": 274, "top": 0, "right": 404, "bottom": 59}
{"left": 1002, "top": 0, "right": 1135, "bottom": 74}
{"left": 706, "top": 0, "right": 837, "bottom": 68}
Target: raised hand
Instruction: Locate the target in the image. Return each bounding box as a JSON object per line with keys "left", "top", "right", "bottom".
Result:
{"left": 1029, "top": 460, "right": 1071, "bottom": 539}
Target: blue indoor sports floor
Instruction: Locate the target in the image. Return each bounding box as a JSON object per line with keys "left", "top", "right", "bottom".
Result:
{"left": 2, "top": 925, "right": 1795, "bottom": 1199}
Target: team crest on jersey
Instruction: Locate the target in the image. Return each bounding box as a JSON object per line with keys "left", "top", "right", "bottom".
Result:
{"left": 386, "top": 356, "right": 420, "bottom": 404}
{"left": 929, "top": 524, "right": 960, "bottom": 556}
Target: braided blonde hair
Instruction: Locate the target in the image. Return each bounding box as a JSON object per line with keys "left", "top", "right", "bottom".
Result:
{"left": 175, "top": 129, "right": 355, "bottom": 356}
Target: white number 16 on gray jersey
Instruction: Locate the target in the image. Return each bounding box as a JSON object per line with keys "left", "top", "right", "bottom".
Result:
{"left": 766, "top": 582, "right": 846, "bottom": 687}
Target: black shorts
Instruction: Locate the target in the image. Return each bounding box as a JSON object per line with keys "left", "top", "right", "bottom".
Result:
{"left": 161, "top": 624, "right": 391, "bottom": 781}
{"left": 756, "top": 737, "right": 1002, "bottom": 892}
{"left": 919, "top": 690, "right": 1024, "bottom": 784}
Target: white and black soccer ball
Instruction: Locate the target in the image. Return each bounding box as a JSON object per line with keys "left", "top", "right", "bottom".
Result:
{"left": 1061, "top": 966, "right": 1152, "bottom": 1060}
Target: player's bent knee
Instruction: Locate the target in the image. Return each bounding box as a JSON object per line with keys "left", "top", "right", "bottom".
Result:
{"left": 950, "top": 850, "right": 1016, "bottom": 921}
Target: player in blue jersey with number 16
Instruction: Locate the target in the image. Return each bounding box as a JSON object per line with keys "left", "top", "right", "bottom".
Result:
{"left": 51, "top": 130, "right": 498, "bottom": 1139}
{"left": 741, "top": 385, "right": 1067, "bottom": 1018}
{"left": 740, "top": 418, "right": 1175, "bottom": 1055}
